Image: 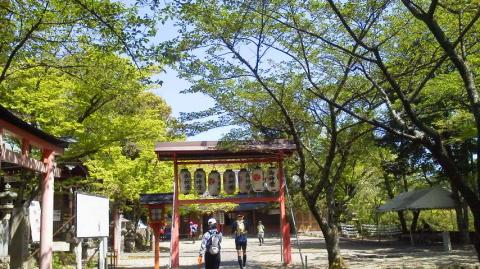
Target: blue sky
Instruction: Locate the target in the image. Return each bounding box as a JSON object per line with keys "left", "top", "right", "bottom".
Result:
{"left": 151, "top": 19, "right": 232, "bottom": 141}
{"left": 153, "top": 67, "right": 233, "bottom": 141}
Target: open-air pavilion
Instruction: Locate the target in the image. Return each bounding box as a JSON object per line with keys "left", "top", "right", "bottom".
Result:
{"left": 377, "top": 186, "right": 458, "bottom": 213}
{"left": 144, "top": 140, "right": 297, "bottom": 269}
{"left": 377, "top": 186, "right": 459, "bottom": 247}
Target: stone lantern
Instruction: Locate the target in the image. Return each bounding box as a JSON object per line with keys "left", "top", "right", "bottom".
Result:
{"left": 0, "top": 183, "right": 17, "bottom": 268}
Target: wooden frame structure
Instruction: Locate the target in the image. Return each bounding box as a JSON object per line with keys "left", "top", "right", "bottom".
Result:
{"left": 153, "top": 140, "right": 296, "bottom": 268}
{"left": 0, "top": 106, "right": 67, "bottom": 269}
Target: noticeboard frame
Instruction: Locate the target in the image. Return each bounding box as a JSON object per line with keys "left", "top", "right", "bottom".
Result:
{"left": 75, "top": 191, "right": 109, "bottom": 238}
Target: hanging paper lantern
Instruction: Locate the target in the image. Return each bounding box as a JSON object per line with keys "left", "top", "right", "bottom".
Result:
{"left": 223, "top": 169, "right": 236, "bottom": 195}
{"left": 208, "top": 170, "right": 221, "bottom": 196}
{"left": 194, "top": 168, "right": 206, "bottom": 195}
{"left": 266, "top": 166, "right": 280, "bottom": 192}
{"left": 251, "top": 167, "right": 265, "bottom": 192}
{"left": 238, "top": 169, "right": 251, "bottom": 194}
{"left": 179, "top": 169, "right": 192, "bottom": 194}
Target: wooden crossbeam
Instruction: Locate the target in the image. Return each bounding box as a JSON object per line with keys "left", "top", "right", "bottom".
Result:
{"left": 0, "top": 146, "right": 61, "bottom": 177}
{"left": 178, "top": 195, "right": 279, "bottom": 205}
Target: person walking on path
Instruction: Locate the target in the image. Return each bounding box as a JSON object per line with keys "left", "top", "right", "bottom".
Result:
{"left": 190, "top": 221, "right": 198, "bottom": 243}
{"left": 232, "top": 214, "right": 248, "bottom": 269}
{"left": 257, "top": 221, "right": 265, "bottom": 246}
{"left": 198, "top": 218, "right": 222, "bottom": 269}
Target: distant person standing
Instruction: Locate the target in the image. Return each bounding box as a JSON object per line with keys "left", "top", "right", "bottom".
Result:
{"left": 190, "top": 221, "right": 198, "bottom": 243}
{"left": 159, "top": 225, "right": 166, "bottom": 241}
{"left": 198, "top": 218, "right": 222, "bottom": 269}
{"left": 257, "top": 221, "right": 265, "bottom": 246}
{"left": 232, "top": 214, "right": 248, "bottom": 269}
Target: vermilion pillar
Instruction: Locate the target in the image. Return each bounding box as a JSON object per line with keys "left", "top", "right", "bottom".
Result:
{"left": 21, "top": 138, "right": 29, "bottom": 157}
{"left": 171, "top": 157, "right": 180, "bottom": 268}
{"left": 278, "top": 157, "right": 291, "bottom": 265}
{"left": 153, "top": 226, "right": 160, "bottom": 269}
{"left": 40, "top": 149, "right": 55, "bottom": 269}
{"left": 113, "top": 208, "right": 121, "bottom": 266}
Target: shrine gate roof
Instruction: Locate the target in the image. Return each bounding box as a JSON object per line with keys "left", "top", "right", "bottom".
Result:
{"left": 0, "top": 105, "right": 68, "bottom": 150}
{"left": 140, "top": 193, "right": 174, "bottom": 205}
{"left": 155, "top": 140, "right": 296, "bottom": 161}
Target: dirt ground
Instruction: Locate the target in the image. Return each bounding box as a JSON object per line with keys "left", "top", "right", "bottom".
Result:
{"left": 116, "top": 235, "right": 479, "bottom": 269}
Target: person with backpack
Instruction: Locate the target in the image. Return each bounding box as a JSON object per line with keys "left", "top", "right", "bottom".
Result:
{"left": 198, "top": 218, "right": 222, "bottom": 269}
{"left": 232, "top": 214, "right": 248, "bottom": 269}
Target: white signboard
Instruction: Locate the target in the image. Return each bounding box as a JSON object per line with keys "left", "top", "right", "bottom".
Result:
{"left": 76, "top": 192, "right": 109, "bottom": 238}
{"left": 215, "top": 212, "right": 225, "bottom": 225}
{"left": 52, "top": 241, "right": 70, "bottom": 251}
{"left": 29, "top": 201, "right": 41, "bottom": 242}
{"left": 53, "top": 210, "right": 61, "bottom": 222}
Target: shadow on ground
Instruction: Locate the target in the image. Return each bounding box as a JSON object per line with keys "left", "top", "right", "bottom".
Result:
{"left": 116, "top": 236, "right": 479, "bottom": 269}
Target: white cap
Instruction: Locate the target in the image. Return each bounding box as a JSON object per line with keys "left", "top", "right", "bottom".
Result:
{"left": 208, "top": 218, "right": 217, "bottom": 225}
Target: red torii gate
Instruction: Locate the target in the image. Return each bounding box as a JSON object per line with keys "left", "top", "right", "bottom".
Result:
{"left": 153, "top": 140, "right": 296, "bottom": 268}
{"left": 0, "top": 106, "right": 67, "bottom": 269}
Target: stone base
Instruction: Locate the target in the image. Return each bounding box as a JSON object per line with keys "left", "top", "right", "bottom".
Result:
{"left": 0, "top": 256, "right": 9, "bottom": 269}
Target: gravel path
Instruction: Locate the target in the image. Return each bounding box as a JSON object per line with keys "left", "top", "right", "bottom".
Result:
{"left": 116, "top": 235, "right": 479, "bottom": 269}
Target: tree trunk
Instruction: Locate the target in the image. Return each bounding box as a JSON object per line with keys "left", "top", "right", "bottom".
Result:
{"left": 426, "top": 141, "right": 480, "bottom": 261}
{"left": 383, "top": 173, "right": 408, "bottom": 233}
{"left": 9, "top": 207, "right": 30, "bottom": 269}
{"left": 323, "top": 223, "right": 344, "bottom": 269}
{"left": 402, "top": 174, "right": 408, "bottom": 192}
{"left": 410, "top": 210, "right": 420, "bottom": 233}
{"left": 474, "top": 214, "right": 480, "bottom": 261}
{"left": 307, "top": 201, "right": 346, "bottom": 269}
{"left": 462, "top": 201, "right": 470, "bottom": 242}
{"left": 397, "top": 211, "right": 408, "bottom": 234}
{"left": 452, "top": 187, "right": 470, "bottom": 244}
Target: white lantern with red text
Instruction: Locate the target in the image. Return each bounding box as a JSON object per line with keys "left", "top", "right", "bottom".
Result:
{"left": 179, "top": 168, "right": 192, "bottom": 194}
{"left": 223, "top": 169, "right": 236, "bottom": 195}
{"left": 251, "top": 167, "right": 265, "bottom": 192}
{"left": 238, "top": 169, "right": 251, "bottom": 194}
{"left": 194, "top": 168, "right": 206, "bottom": 195}
{"left": 266, "top": 166, "right": 280, "bottom": 192}
{"left": 208, "top": 170, "right": 221, "bottom": 196}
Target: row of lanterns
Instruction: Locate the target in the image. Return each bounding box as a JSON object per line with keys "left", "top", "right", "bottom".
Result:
{"left": 179, "top": 167, "right": 281, "bottom": 195}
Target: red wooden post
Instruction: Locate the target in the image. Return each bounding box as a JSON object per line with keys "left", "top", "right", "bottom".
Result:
{"left": 148, "top": 204, "right": 166, "bottom": 269}
{"left": 171, "top": 156, "right": 180, "bottom": 268}
{"left": 21, "top": 138, "right": 29, "bottom": 157}
{"left": 147, "top": 221, "right": 161, "bottom": 269}
{"left": 112, "top": 208, "right": 121, "bottom": 265}
{"left": 278, "top": 157, "right": 291, "bottom": 265}
{"left": 40, "top": 149, "right": 54, "bottom": 269}
{"left": 154, "top": 226, "right": 160, "bottom": 269}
